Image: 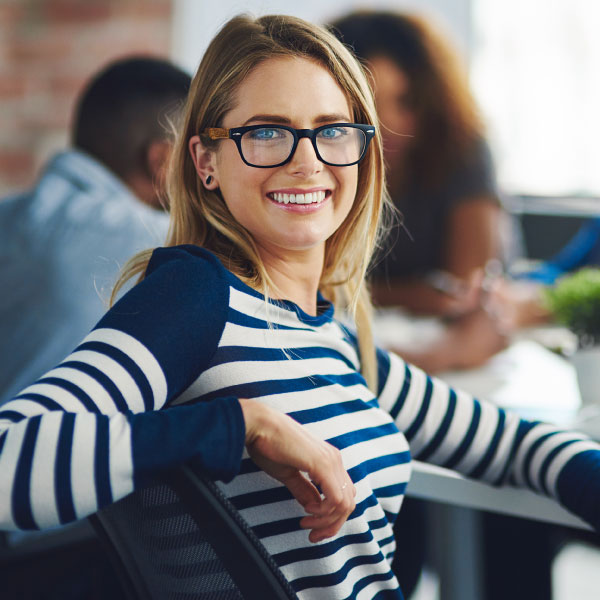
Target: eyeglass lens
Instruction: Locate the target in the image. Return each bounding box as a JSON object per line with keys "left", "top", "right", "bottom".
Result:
{"left": 240, "top": 126, "right": 367, "bottom": 167}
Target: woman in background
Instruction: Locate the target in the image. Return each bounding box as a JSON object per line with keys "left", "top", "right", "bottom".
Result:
{"left": 330, "top": 11, "right": 514, "bottom": 373}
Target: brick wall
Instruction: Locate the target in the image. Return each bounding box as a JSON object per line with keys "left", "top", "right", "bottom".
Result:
{"left": 0, "top": 0, "right": 174, "bottom": 196}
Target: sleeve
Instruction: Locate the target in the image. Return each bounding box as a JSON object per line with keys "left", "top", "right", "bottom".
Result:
{"left": 444, "top": 139, "right": 499, "bottom": 208}
{"left": 0, "top": 246, "right": 246, "bottom": 531}
{"left": 376, "top": 348, "right": 600, "bottom": 531}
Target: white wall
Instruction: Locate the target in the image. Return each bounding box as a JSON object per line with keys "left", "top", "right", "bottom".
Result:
{"left": 171, "top": 0, "right": 474, "bottom": 75}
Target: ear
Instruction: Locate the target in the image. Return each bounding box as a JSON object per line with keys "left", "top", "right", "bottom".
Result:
{"left": 145, "top": 140, "right": 171, "bottom": 181}
{"left": 189, "top": 135, "right": 219, "bottom": 190}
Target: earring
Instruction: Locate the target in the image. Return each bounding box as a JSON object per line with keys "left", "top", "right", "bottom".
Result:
{"left": 206, "top": 175, "right": 213, "bottom": 185}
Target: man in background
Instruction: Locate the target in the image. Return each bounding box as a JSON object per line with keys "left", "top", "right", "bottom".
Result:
{"left": 0, "top": 56, "right": 191, "bottom": 404}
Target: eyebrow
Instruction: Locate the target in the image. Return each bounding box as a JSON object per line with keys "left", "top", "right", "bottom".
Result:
{"left": 242, "top": 113, "right": 352, "bottom": 126}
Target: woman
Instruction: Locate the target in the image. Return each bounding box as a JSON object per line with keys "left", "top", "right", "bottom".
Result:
{"left": 330, "top": 11, "right": 516, "bottom": 373}
{"left": 0, "top": 14, "right": 599, "bottom": 600}
{"left": 330, "top": 11, "right": 502, "bottom": 313}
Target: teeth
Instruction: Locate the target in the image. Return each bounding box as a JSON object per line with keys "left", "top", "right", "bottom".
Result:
{"left": 271, "top": 191, "right": 326, "bottom": 204}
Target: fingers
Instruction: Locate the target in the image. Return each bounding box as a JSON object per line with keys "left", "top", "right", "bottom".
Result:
{"left": 282, "top": 446, "right": 356, "bottom": 543}
{"left": 284, "top": 467, "right": 355, "bottom": 543}
{"left": 302, "top": 461, "right": 356, "bottom": 543}
{"left": 302, "top": 511, "right": 352, "bottom": 543}
{"left": 283, "top": 471, "right": 323, "bottom": 508}
{"left": 240, "top": 400, "right": 356, "bottom": 542}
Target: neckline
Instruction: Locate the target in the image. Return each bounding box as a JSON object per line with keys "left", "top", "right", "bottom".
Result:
{"left": 221, "top": 260, "right": 334, "bottom": 327}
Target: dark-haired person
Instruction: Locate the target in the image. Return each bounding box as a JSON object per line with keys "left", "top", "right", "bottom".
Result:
{"left": 0, "top": 56, "right": 191, "bottom": 404}
{"left": 330, "top": 11, "right": 510, "bottom": 374}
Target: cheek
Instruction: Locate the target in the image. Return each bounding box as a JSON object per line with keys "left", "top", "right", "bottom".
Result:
{"left": 216, "top": 151, "right": 268, "bottom": 202}
{"left": 337, "top": 167, "right": 359, "bottom": 210}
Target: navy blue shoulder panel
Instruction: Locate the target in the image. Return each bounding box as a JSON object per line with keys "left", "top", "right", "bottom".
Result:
{"left": 94, "top": 245, "right": 230, "bottom": 400}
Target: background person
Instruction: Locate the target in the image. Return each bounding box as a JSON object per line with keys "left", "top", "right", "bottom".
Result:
{"left": 330, "top": 11, "right": 511, "bottom": 374}
{"left": 2, "top": 14, "right": 600, "bottom": 600}
{"left": 0, "top": 56, "right": 191, "bottom": 404}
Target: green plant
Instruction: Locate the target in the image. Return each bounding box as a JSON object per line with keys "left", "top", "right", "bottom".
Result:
{"left": 544, "top": 268, "right": 600, "bottom": 347}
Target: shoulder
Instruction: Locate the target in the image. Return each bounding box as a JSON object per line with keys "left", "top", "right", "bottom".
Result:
{"left": 94, "top": 246, "right": 232, "bottom": 376}
{"left": 145, "top": 244, "right": 229, "bottom": 283}
{"left": 109, "top": 244, "right": 231, "bottom": 324}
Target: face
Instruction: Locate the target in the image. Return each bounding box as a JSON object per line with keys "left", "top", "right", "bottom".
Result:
{"left": 191, "top": 57, "right": 358, "bottom": 263}
{"left": 368, "top": 55, "right": 417, "bottom": 164}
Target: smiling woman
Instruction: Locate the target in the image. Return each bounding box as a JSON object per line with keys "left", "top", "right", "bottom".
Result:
{"left": 188, "top": 56, "right": 363, "bottom": 294}
{"left": 2, "top": 13, "right": 600, "bottom": 600}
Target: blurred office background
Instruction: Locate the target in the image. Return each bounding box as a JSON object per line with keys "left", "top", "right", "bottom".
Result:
{"left": 2, "top": 0, "right": 599, "bottom": 201}
{"left": 1, "top": 1, "right": 599, "bottom": 599}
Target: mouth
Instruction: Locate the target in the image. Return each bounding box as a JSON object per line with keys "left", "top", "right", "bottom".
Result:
{"left": 266, "top": 189, "right": 331, "bottom": 205}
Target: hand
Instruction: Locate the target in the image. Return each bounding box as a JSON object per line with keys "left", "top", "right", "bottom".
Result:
{"left": 484, "top": 278, "right": 551, "bottom": 331}
{"left": 444, "top": 308, "right": 509, "bottom": 369}
{"left": 391, "top": 308, "right": 508, "bottom": 373}
{"left": 239, "top": 399, "right": 356, "bottom": 543}
{"left": 425, "top": 269, "right": 486, "bottom": 318}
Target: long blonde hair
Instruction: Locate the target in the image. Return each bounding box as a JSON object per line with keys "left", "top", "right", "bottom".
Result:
{"left": 113, "top": 14, "right": 390, "bottom": 390}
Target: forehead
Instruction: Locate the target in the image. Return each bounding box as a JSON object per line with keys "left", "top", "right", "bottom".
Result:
{"left": 224, "top": 56, "right": 353, "bottom": 125}
{"left": 368, "top": 55, "right": 410, "bottom": 95}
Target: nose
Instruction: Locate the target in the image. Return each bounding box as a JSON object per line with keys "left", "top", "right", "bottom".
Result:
{"left": 286, "top": 137, "right": 323, "bottom": 177}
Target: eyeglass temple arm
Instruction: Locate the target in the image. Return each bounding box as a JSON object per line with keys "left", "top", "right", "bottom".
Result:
{"left": 204, "top": 128, "right": 230, "bottom": 140}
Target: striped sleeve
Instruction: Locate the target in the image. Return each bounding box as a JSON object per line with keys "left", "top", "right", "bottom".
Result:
{"left": 378, "top": 349, "right": 600, "bottom": 531}
{"left": 0, "top": 246, "right": 246, "bottom": 531}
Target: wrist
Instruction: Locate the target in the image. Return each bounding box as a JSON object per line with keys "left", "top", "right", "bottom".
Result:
{"left": 239, "top": 398, "right": 266, "bottom": 445}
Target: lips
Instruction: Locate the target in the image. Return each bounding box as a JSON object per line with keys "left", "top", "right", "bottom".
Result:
{"left": 267, "top": 190, "right": 330, "bottom": 205}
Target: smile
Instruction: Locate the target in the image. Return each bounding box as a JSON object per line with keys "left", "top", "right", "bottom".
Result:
{"left": 268, "top": 190, "right": 329, "bottom": 205}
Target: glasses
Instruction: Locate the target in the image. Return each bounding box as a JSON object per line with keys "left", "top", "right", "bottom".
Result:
{"left": 203, "top": 123, "right": 375, "bottom": 168}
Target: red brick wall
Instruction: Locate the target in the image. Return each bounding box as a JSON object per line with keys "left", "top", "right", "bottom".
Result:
{"left": 0, "top": 0, "right": 174, "bottom": 196}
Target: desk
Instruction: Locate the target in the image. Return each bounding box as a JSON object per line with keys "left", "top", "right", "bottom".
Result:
{"left": 406, "top": 462, "right": 592, "bottom": 600}
{"left": 403, "top": 339, "right": 589, "bottom": 600}
{"left": 439, "top": 338, "right": 581, "bottom": 424}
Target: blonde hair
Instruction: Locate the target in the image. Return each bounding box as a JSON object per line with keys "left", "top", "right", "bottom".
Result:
{"left": 113, "top": 14, "right": 390, "bottom": 390}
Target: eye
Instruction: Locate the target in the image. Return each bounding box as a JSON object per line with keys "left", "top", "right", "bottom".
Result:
{"left": 248, "top": 127, "right": 285, "bottom": 140}
{"left": 318, "top": 126, "right": 348, "bottom": 140}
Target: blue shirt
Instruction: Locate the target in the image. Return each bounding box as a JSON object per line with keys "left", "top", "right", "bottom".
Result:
{"left": 519, "top": 217, "right": 600, "bottom": 284}
{"left": 0, "top": 149, "right": 168, "bottom": 403}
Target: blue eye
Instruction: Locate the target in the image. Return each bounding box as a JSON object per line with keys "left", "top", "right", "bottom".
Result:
{"left": 248, "top": 128, "right": 283, "bottom": 140}
{"left": 318, "top": 127, "right": 347, "bottom": 140}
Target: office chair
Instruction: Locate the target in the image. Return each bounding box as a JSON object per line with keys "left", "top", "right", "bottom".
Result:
{"left": 89, "top": 465, "right": 298, "bottom": 600}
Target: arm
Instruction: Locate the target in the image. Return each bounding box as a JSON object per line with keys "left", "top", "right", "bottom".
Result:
{"left": 377, "top": 350, "right": 600, "bottom": 531}
{"left": 0, "top": 247, "right": 242, "bottom": 530}
{"left": 372, "top": 198, "right": 502, "bottom": 317}
{"left": 0, "top": 246, "right": 354, "bottom": 539}
{"left": 391, "top": 307, "right": 508, "bottom": 373}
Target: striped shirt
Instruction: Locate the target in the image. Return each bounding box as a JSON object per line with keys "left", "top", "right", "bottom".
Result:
{"left": 1, "top": 244, "right": 599, "bottom": 600}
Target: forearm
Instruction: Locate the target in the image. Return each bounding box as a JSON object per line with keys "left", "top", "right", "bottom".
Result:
{"left": 371, "top": 279, "right": 467, "bottom": 317}
{"left": 0, "top": 397, "right": 245, "bottom": 531}
{"left": 378, "top": 354, "right": 600, "bottom": 530}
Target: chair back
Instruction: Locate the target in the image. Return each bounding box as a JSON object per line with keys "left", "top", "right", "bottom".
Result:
{"left": 90, "top": 466, "right": 298, "bottom": 600}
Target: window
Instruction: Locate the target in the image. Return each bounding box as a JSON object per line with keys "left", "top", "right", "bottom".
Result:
{"left": 471, "top": 0, "right": 600, "bottom": 197}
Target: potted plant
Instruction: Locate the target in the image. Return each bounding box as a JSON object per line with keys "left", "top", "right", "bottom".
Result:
{"left": 544, "top": 268, "right": 600, "bottom": 406}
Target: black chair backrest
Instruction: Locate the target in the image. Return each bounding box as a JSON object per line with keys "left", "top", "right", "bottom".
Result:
{"left": 89, "top": 466, "right": 298, "bottom": 600}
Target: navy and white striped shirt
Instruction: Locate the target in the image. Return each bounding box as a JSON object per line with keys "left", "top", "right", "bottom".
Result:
{"left": 1, "top": 244, "right": 600, "bottom": 599}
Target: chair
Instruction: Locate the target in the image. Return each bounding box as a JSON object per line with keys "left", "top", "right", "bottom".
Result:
{"left": 89, "top": 465, "right": 298, "bottom": 600}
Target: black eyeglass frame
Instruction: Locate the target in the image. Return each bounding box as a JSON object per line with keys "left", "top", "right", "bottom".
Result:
{"left": 203, "top": 123, "right": 376, "bottom": 168}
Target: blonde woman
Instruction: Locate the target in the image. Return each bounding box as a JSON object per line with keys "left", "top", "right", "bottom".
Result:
{"left": 1, "top": 14, "right": 599, "bottom": 600}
